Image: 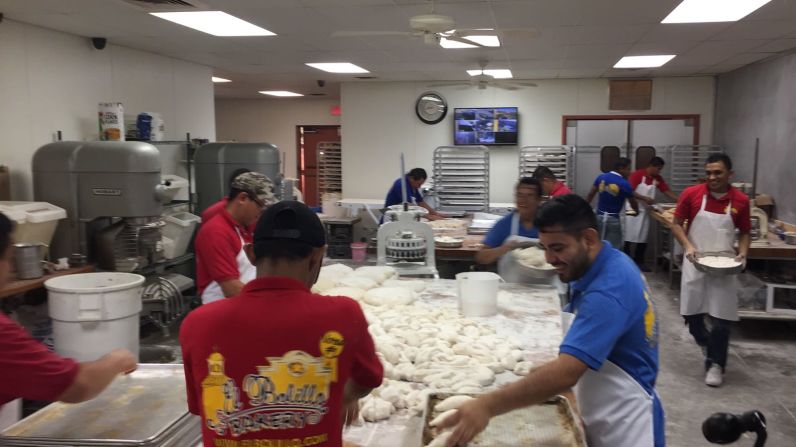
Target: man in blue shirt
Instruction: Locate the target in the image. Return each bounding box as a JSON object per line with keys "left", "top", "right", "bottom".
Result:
{"left": 439, "top": 194, "right": 664, "bottom": 447}
{"left": 383, "top": 168, "right": 442, "bottom": 220}
{"left": 585, "top": 157, "right": 643, "bottom": 248}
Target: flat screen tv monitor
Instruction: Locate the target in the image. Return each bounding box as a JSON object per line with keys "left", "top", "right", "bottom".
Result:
{"left": 453, "top": 107, "right": 518, "bottom": 146}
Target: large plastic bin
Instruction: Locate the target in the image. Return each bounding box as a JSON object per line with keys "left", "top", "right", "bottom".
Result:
{"left": 162, "top": 212, "right": 201, "bottom": 259}
{"left": 0, "top": 201, "right": 66, "bottom": 246}
{"left": 45, "top": 272, "right": 144, "bottom": 362}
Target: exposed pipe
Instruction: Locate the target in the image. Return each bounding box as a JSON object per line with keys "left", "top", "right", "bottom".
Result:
{"left": 751, "top": 137, "right": 759, "bottom": 203}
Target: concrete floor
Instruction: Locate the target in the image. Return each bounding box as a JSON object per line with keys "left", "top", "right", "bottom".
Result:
{"left": 647, "top": 271, "right": 796, "bottom": 446}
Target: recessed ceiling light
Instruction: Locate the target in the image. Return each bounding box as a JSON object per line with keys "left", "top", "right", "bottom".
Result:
{"left": 212, "top": 77, "right": 231, "bottom": 83}
{"left": 259, "top": 91, "right": 304, "bottom": 97}
{"left": 440, "top": 37, "right": 477, "bottom": 49}
{"left": 305, "top": 62, "right": 369, "bottom": 73}
{"left": 467, "top": 69, "right": 513, "bottom": 79}
{"left": 463, "top": 35, "right": 500, "bottom": 47}
{"left": 662, "top": 0, "right": 772, "bottom": 23}
{"left": 614, "top": 55, "right": 676, "bottom": 68}
{"left": 150, "top": 11, "right": 275, "bottom": 37}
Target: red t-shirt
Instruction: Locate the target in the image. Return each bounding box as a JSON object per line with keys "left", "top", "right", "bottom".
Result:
{"left": 194, "top": 210, "right": 253, "bottom": 295}
{"left": 180, "top": 277, "right": 383, "bottom": 447}
{"left": 550, "top": 181, "right": 572, "bottom": 197}
{"left": 629, "top": 169, "right": 670, "bottom": 193}
{"left": 675, "top": 184, "right": 751, "bottom": 234}
{"left": 0, "top": 313, "right": 78, "bottom": 405}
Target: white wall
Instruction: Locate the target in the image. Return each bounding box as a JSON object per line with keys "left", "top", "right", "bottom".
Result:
{"left": 215, "top": 99, "right": 341, "bottom": 179}
{"left": 715, "top": 52, "right": 796, "bottom": 224}
{"left": 341, "top": 77, "right": 715, "bottom": 203}
{"left": 0, "top": 19, "right": 216, "bottom": 200}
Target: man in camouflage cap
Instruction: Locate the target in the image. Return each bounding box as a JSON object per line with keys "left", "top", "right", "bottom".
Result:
{"left": 195, "top": 171, "right": 279, "bottom": 304}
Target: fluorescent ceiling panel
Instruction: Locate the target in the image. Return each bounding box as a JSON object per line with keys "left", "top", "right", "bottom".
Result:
{"left": 467, "top": 69, "right": 513, "bottom": 79}
{"left": 305, "top": 63, "right": 369, "bottom": 73}
{"left": 662, "top": 0, "right": 772, "bottom": 23}
{"left": 614, "top": 55, "right": 676, "bottom": 68}
{"left": 211, "top": 77, "right": 231, "bottom": 83}
{"left": 150, "top": 11, "right": 275, "bottom": 37}
{"left": 440, "top": 38, "right": 477, "bottom": 49}
{"left": 259, "top": 91, "right": 303, "bottom": 97}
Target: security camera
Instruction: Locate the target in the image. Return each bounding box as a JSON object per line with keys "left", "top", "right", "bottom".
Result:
{"left": 317, "top": 80, "right": 326, "bottom": 87}
{"left": 91, "top": 37, "right": 107, "bottom": 50}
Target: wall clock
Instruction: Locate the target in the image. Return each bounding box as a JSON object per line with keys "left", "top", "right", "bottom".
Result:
{"left": 415, "top": 91, "right": 448, "bottom": 125}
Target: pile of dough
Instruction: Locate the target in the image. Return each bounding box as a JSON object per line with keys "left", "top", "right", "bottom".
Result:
{"left": 513, "top": 246, "right": 554, "bottom": 269}
{"left": 698, "top": 256, "right": 742, "bottom": 268}
{"left": 364, "top": 287, "right": 417, "bottom": 306}
{"left": 428, "top": 219, "right": 465, "bottom": 230}
{"left": 321, "top": 263, "right": 354, "bottom": 276}
{"left": 320, "top": 287, "right": 366, "bottom": 300}
{"left": 382, "top": 279, "right": 427, "bottom": 292}
{"left": 353, "top": 266, "right": 396, "bottom": 284}
{"left": 337, "top": 275, "right": 379, "bottom": 290}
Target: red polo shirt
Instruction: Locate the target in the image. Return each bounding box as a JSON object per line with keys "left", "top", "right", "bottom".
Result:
{"left": 629, "top": 169, "right": 670, "bottom": 192}
{"left": 0, "top": 314, "right": 78, "bottom": 406}
{"left": 194, "top": 210, "right": 253, "bottom": 296}
{"left": 203, "top": 199, "right": 256, "bottom": 234}
{"left": 675, "top": 184, "right": 751, "bottom": 234}
{"left": 550, "top": 181, "right": 572, "bottom": 197}
{"left": 180, "top": 277, "right": 383, "bottom": 447}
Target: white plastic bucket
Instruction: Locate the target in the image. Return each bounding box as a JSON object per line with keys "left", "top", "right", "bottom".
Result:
{"left": 456, "top": 271, "right": 502, "bottom": 317}
{"left": 45, "top": 273, "right": 144, "bottom": 362}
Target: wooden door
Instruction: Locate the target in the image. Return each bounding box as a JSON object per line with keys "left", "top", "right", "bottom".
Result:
{"left": 297, "top": 125, "right": 341, "bottom": 207}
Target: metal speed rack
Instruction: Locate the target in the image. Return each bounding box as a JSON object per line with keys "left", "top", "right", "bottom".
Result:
{"left": 519, "top": 145, "right": 574, "bottom": 188}
{"left": 317, "top": 141, "right": 342, "bottom": 195}
{"left": 662, "top": 145, "right": 724, "bottom": 194}
{"left": 432, "top": 145, "right": 490, "bottom": 212}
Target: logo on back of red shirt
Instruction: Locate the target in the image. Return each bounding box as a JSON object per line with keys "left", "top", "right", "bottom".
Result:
{"left": 201, "top": 332, "right": 345, "bottom": 439}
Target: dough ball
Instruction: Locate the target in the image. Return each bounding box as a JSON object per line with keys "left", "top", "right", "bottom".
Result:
{"left": 311, "top": 275, "right": 336, "bottom": 294}
{"left": 337, "top": 275, "right": 379, "bottom": 290}
{"left": 354, "top": 266, "right": 397, "bottom": 284}
{"left": 382, "top": 278, "right": 427, "bottom": 292}
{"left": 321, "top": 287, "right": 366, "bottom": 300}
{"left": 363, "top": 287, "right": 416, "bottom": 306}
{"left": 320, "top": 263, "right": 354, "bottom": 277}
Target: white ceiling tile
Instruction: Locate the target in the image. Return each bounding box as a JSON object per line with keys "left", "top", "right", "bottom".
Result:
{"left": 565, "top": 43, "right": 634, "bottom": 60}
{"left": 555, "top": 69, "right": 607, "bottom": 78}
{"left": 627, "top": 41, "right": 700, "bottom": 55}
{"left": 563, "top": 24, "right": 652, "bottom": 46}
{"left": 751, "top": 38, "right": 796, "bottom": 53}
{"left": 675, "top": 40, "right": 768, "bottom": 66}
{"left": 697, "top": 64, "right": 744, "bottom": 75}
{"left": 719, "top": 52, "right": 775, "bottom": 66}
{"left": 640, "top": 23, "right": 732, "bottom": 43}
{"left": 711, "top": 19, "right": 796, "bottom": 41}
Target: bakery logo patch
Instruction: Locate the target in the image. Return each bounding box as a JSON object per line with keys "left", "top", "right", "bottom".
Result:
{"left": 202, "top": 331, "right": 345, "bottom": 437}
{"left": 598, "top": 180, "right": 620, "bottom": 197}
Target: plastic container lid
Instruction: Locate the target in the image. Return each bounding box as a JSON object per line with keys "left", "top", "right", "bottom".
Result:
{"left": 44, "top": 272, "right": 144, "bottom": 294}
{"left": 0, "top": 201, "right": 67, "bottom": 223}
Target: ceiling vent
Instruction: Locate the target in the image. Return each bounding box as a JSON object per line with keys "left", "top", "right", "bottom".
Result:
{"left": 117, "top": 0, "right": 210, "bottom": 13}
{"left": 355, "top": 76, "right": 378, "bottom": 80}
{"left": 308, "top": 93, "right": 327, "bottom": 96}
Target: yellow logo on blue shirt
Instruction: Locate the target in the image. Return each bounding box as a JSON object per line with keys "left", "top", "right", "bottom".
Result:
{"left": 641, "top": 277, "right": 659, "bottom": 348}
{"left": 598, "top": 180, "right": 621, "bottom": 197}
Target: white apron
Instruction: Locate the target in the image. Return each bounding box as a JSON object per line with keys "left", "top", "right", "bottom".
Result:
{"left": 624, "top": 176, "right": 656, "bottom": 243}
{"left": 497, "top": 213, "right": 540, "bottom": 284}
{"left": 561, "top": 308, "right": 657, "bottom": 447}
{"left": 680, "top": 194, "right": 740, "bottom": 321}
{"left": 201, "top": 227, "right": 256, "bottom": 304}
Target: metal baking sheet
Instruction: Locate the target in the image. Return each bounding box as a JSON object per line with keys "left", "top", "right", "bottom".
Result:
{"left": 422, "top": 394, "right": 586, "bottom": 447}
{"left": 0, "top": 364, "right": 192, "bottom": 445}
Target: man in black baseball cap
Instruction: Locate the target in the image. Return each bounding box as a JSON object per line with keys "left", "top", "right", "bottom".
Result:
{"left": 180, "top": 201, "right": 383, "bottom": 446}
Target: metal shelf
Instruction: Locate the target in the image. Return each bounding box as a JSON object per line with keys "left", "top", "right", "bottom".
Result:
{"left": 433, "top": 145, "right": 489, "bottom": 212}
{"left": 519, "top": 146, "right": 574, "bottom": 189}
{"left": 318, "top": 141, "right": 342, "bottom": 195}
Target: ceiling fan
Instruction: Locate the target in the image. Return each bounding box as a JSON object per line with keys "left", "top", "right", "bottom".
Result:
{"left": 331, "top": 0, "right": 538, "bottom": 47}
{"left": 429, "top": 61, "right": 538, "bottom": 90}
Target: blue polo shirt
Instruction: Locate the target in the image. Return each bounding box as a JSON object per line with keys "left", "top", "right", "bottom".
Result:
{"left": 384, "top": 176, "right": 424, "bottom": 208}
{"left": 561, "top": 242, "right": 664, "bottom": 447}
{"left": 482, "top": 212, "right": 539, "bottom": 248}
{"left": 594, "top": 172, "right": 634, "bottom": 215}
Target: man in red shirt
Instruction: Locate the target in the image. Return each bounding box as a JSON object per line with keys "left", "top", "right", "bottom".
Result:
{"left": 624, "top": 157, "right": 679, "bottom": 270}
{"left": 201, "top": 168, "right": 251, "bottom": 223}
{"left": 0, "top": 213, "right": 136, "bottom": 410}
{"left": 195, "top": 172, "right": 277, "bottom": 304}
{"left": 180, "top": 201, "right": 383, "bottom": 447}
{"left": 670, "top": 154, "right": 750, "bottom": 388}
{"left": 533, "top": 166, "right": 572, "bottom": 197}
